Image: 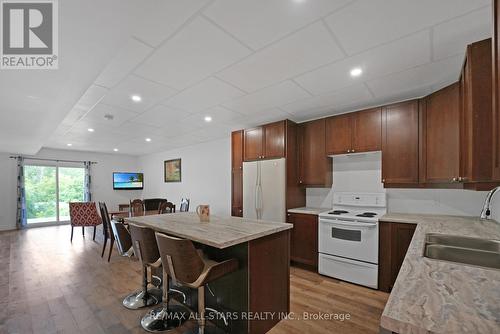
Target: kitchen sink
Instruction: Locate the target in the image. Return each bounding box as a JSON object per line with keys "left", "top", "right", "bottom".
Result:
{"left": 425, "top": 233, "right": 500, "bottom": 252}
{"left": 424, "top": 234, "right": 500, "bottom": 270}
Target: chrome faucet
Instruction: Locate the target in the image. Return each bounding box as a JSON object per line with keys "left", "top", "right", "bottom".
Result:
{"left": 480, "top": 186, "right": 500, "bottom": 219}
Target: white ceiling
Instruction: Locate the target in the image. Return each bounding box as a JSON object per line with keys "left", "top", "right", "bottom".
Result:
{"left": 0, "top": 0, "right": 491, "bottom": 156}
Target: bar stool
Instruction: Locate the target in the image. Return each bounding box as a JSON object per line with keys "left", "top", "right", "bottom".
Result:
{"left": 123, "top": 223, "right": 162, "bottom": 309}
{"left": 154, "top": 233, "right": 238, "bottom": 334}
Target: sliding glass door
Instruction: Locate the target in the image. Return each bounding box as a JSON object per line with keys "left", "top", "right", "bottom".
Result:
{"left": 25, "top": 164, "right": 85, "bottom": 225}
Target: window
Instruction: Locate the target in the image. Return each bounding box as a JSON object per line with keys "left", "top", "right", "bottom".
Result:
{"left": 25, "top": 164, "right": 85, "bottom": 224}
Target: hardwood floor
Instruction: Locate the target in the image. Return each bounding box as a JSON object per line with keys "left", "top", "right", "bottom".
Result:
{"left": 0, "top": 225, "right": 388, "bottom": 334}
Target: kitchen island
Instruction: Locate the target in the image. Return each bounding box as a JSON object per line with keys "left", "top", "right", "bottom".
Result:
{"left": 125, "top": 212, "right": 293, "bottom": 334}
{"left": 380, "top": 214, "right": 500, "bottom": 334}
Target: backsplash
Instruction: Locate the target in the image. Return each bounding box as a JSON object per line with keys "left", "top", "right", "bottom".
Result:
{"left": 305, "top": 152, "right": 494, "bottom": 218}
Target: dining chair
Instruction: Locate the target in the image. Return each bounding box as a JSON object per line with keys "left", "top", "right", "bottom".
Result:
{"left": 144, "top": 198, "right": 167, "bottom": 211}
{"left": 130, "top": 199, "right": 145, "bottom": 217}
{"left": 69, "top": 202, "right": 102, "bottom": 242}
{"left": 179, "top": 198, "right": 190, "bottom": 212}
{"left": 98, "top": 202, "right": 114, "bottom": 261}
{"left": 158, "top": 201, "right": 176, "bottom": 214}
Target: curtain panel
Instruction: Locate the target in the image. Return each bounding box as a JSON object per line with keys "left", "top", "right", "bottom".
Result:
{"left": 16, "top": 157, "right": 27, "bottom": 229}
{"left": 84, "top": 161, "right": 92, "bottom": 202}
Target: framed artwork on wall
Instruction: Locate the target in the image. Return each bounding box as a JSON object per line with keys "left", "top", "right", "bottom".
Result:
{"left": 164, "top": 159, "right": 181, "bottom": 182}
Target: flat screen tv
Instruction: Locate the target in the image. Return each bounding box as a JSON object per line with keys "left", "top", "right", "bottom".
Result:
{"left": 113, "top": 172, "right": 144, "bottom": 190}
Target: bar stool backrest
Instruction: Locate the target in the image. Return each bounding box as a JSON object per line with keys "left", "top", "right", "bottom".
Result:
{"left": 155, "top": 233, "right": 204, "bottom": 284}
{"left": 129, "top": 223, "right": 160, "bottom": 265}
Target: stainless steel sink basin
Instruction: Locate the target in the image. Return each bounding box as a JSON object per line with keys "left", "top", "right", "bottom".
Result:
{"left": 424, "top": 234, "right": 500, "bottom": 269}
{"left": 425, "top": 244, "right": 500, "bottom": 269}
{"left": 426, "top": 233, "right": 500, "bottom": 252}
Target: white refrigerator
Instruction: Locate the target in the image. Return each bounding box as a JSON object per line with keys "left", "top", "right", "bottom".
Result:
{"left": 243, "top": 158, "right": 286, "bottom": 223}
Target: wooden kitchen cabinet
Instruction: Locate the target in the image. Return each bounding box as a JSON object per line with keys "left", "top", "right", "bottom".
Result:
{"left": 325, "top": 108, "right": 381, "bottom": 155}
{"left": 287, "top": 212, "right": 318, "bottom": 268}
{"left": 243, "top": 127, "right": 264, "bottom": 161}
{"left": 298, "top": 119, "right": 332, "bottom": 187}
{"left": 494, "top": 0, "right": 500, "bottom": 180}
{"left": 459, "top": 38, "right": 495, "bottom": 186}
{"left": 326, "top": 114, "right": 352, "bottom": 155}
{"left": 231, "top": 130, "right": 243, "bottom": 217}
{"left": 378, "top": 221, "right": 417, "bottom": 292}
{"left": 420, "top": 83, "right": 461, "bottom": 184}
{"left": 243, "top": 121, "right": 285, "bottom": 161}
{"left": 264, "top": 121, "right": 285, "bottom": 159}
{"left": 382, "top": 100, "right": 420, "bottom": 186}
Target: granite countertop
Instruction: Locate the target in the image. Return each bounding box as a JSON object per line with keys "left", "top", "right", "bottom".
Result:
{"left": 125, "top": 212, "right": 292, "bottom": 249}
{"left": 287, "top": 207, "right": 327, "bottom": 215}
{"left": 380, "top": 213, "right": 500, "bottom": 334}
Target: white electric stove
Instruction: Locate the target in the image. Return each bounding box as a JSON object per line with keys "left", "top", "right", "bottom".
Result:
{"left": 318, "top": 192, "right": 387, "bottom": 289}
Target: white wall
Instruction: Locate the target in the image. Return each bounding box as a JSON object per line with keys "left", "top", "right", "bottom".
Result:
{"left": 138, "top": 138, "right": 231, "bottom": 216}
{"left": 0, "top": 148, "right": 140, "bottom": 231}
{"left": 306, "top": 152, "right": 500, "bottom": 219}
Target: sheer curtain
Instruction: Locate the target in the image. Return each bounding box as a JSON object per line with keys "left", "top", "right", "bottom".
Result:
{"left": 16, "top": 157, "right": 27, "bottom": 229}
{"left": 84, "top": 161, "right": 92, "bottom": 202}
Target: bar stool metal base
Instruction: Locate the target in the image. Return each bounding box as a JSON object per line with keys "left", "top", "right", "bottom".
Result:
{"left": 123, "top": 289, "right": 161, "bottom": 309}
{"left": 141, "top": 304, "right": 190, "bottom": 332}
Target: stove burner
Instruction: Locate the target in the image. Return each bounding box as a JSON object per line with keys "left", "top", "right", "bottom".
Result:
{"left": 356, "top": 212, "right": 377, "bottom": 218}
{"left": 329, "top": 210, "right": 349, "bottom": 215}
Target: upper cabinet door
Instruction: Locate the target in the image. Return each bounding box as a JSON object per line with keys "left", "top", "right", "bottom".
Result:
{"left": 382, "top": 101, "right": 419, "bottom": 185}
{"left": 325, "top": 114, "right": 352, "bottom": 155}
{"left": 494, "top": 0, "right": 500, "bottom": 180}
{"left": 231, "top": 130, "right": 244, "bottom": 170}
{"left": 421, "top": 84, "right": 460, "bottom": 184}
{"left": 244, "top": 127, "right": 264, "bottom": 161}
{"left": 263, "top": 121, "right": 285, "bottom": 159}
{"left": 299, "top": 119, "right": 332, "bottom": 187}
{"left": 352, "top": 108, "right": 382, "bottom": 153}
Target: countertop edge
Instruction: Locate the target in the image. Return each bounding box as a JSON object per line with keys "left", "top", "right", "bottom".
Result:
{"left": 125, "top": 216, "right": 293, "bottom": 249}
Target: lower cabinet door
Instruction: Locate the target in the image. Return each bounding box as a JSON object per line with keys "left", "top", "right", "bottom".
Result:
{"left": 288, "top": 213, "right": 318, "bottom": 268}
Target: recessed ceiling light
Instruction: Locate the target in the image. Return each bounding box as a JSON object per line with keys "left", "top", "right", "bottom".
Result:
{"left": 204, "top": 116, "right": 212, "bottom": 122}
{"left": 87, "top": 128, "right": 95, "bottom": 132}
{"left": 350, "top": 67, "right": 363, "bottom": 77}
{"left": 113, "top": 148, "right": 119, "bottom": 152}
{"left": 67, "top": 143, "right": 72, "bottom": 147}
{"left": 131, "top": 95, "right": 142, "bottom": 102}
{"left": 145, "top": 138, "right": 152, "bottom": 142}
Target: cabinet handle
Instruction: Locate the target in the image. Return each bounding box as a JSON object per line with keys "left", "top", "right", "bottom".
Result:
{"left": 347, "top": 149, "right": 351, "bottom": 153}
{"left": 382, "top": 179, "right": 386, "bottom": 183}
{"left": 299, "top": 180, "right": 303, "bottom": 184}
{"left": 452, "top": 177, "right": 457, "bottom": 182}
{"left": 351, "top": 149, "right": 355, "bottom": 153}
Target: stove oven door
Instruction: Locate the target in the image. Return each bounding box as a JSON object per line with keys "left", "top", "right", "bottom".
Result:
{"left": 318, "top": 218, "right": 378, "bottom": 264}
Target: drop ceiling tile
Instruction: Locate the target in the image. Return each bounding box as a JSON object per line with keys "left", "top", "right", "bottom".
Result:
{"left": 325, "top": 0, "right": 490, "bottom": 55}
{"left": 61, "top": 85, "right": 109, "bottom": 125}
{"left": 82, "top": 103, "right": 137, "bottom": 127}
{"left": 281, "top": 84, "right": 373, "bottom": 116}
{"left": 241, "top": 108, "right": 293, "bottom": 127}
{"left": 131, "top": 0, "right": 210, "bottom": 47}
{"left": 131, "top": 104, "right": 192, "bottom": 127}
{"left": 204, "top": 0, "right": 351, "bottom": 50}
{"left": 433, "top": 6, "right": 491, "bottom": 60}
{"left": 366, "top": 55, "right": 463, "bottom": 100}
{"left": 135, "top": 16, "right": 251, "bottom": 90}
{"left": 112, "top": 120, "right": 169, "bottom": 137}
{"left": 202, "top": 106, "right": 246, "bottom": 125}
{"left": 94, "top": 38, "right": 153, "bottom": 88}
{"left": 222, "top": 80, "right": 311, "bottom": 115}
{"left": 102, "top": 75, "right": 177, "bottom": 113}
{"left": 165, "top": 77, "right": 245, "bottom": 113}
{"left": 217, "top": 22, "right": 345, "bottom": 92}
{"left": 294, "top": 30, "right": 431, "bottom": 95}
